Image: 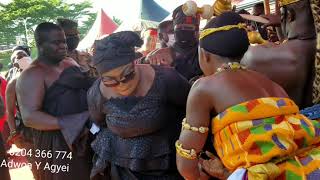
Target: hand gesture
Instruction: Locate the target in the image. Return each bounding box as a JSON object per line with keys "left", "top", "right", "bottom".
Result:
{"left": 199, "top": 151, "right": 230, "bottom": 180}
{"left": 145, "top": 47, "right": 174, "bottom": 66}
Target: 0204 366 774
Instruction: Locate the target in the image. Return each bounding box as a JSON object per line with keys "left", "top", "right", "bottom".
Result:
{"left": 8, "top": 148, "right": 72, "bottom": 160}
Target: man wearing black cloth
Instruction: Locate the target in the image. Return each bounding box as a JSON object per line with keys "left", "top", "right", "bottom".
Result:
{"left": 16, "top": 22, "right": 94, "bottom": 180}
{"left": 146, "top": 5, "right": 203, "bottom": 81}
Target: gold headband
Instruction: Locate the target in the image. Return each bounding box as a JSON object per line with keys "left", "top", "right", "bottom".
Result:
{"left": 279, "top": 0, "right": 300, "bottom": 6}
{"left": 200, "top": 23, "right": 246, "bottom": 40}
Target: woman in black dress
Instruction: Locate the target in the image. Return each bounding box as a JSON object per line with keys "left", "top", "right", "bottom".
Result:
{"left": 88, "top": 31, "right": 190, "bottom": 179}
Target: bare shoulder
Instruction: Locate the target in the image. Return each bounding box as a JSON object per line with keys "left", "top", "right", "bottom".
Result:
{"left": 20, "top": 64, "right": 45, "bottom": 79}
{"left": 242, "top": 43, "right": 296, "bottom": 67}
{"left": 7, "top": 78, "right": 17, "bottom": 90}
{"left": 190, "top": 77, "right": 215, "bottom": 99}
{"left": 16, "top": 64, "right": 45, "bottom": 90}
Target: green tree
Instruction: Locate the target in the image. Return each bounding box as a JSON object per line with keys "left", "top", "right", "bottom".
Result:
{"left": 112, "top": 16, "right": 123, "bottom": 26}
{"left": 78, "top": 12, "right": 97, "bottom": 39}
{"left": 0, "top": 0, "right": 93, "bottom": 46}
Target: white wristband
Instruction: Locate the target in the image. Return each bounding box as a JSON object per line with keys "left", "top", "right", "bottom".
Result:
{"left": 90, "top": 123, "right": 100, "bottom": 135}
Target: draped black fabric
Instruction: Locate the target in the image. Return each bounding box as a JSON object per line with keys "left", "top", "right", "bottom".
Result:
{"left": 88, "top": 66, "right": 190, "bottom": 179}
{"left": 172, "top": 45, "right": 203, "bottom": 80}
{"left": 32, "top": 66, "right": 95, "bottom": 180}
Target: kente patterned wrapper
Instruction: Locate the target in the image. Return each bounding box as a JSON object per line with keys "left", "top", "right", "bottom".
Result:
{"left": 212, "top": 97, "right": 320, "bottom": 179}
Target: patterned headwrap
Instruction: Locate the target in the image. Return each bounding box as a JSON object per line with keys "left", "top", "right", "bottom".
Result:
{"left": 93, "top": 31, "right": 143, "bottom": 74}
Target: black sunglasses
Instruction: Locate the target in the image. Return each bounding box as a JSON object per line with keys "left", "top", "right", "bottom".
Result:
{"left": 101, "top": 69, "right": 136, "bottom": 87}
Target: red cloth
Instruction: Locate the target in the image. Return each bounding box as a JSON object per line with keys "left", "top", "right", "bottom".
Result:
{"left": 0, "top": 77, "right": 7, "bottom": 131}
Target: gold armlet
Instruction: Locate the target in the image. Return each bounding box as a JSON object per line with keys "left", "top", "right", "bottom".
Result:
{"left": 175, "top": 140, "right": 198, "bottom": 160}
{"left": 182, "top": 118, "right": 209, "bottom": 134}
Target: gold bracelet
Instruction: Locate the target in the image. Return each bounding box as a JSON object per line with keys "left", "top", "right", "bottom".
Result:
{"left": 182, "top": 118, "right": 209, "bottom": 134}
{"left": 10, "top": 130, "right": 17, "bottom": 136}
{"left": 175, "top": 140, "right": 198, "bottom": 160}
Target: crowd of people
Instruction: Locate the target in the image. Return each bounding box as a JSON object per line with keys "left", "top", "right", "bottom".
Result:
{"left": 0, "top": 0, "right": 319, "bottom": 179}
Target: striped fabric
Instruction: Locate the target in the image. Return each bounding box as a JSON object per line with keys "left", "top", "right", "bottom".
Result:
{"left": 212, "top": 97, "right": 320, "bottom": 179}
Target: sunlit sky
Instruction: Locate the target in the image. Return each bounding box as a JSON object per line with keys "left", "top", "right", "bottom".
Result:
{"left": 0, "top": 0, "right": 219, "bottom": 21}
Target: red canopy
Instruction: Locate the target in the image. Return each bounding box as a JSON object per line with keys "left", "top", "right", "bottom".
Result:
{"left": 78, "top": 9, "right": 118, "bottom": 50}
{"left": 98, "top": 9, "right": 118, "bottom": 37}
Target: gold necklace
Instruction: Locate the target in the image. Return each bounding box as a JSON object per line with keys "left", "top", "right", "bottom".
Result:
{"left": 215, "top": 62, "right": 246, "bottom": 75}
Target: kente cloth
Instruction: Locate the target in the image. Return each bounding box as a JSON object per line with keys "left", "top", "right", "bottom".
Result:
{"left": 212, "top": 97, "right": 320, "bottom": 179}
{"left": 32, "top": 66, "right": 95, "bottom": 180}
{"left": 88, "top": 66, "right": 190, "bottom": 179}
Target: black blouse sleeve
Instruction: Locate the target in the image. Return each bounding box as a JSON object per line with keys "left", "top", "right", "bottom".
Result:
{"left": 87, "top": 79, "right": 106, "bottom": 126}
{"left": 163, "top": 67, "right": 191, "bottom": 107}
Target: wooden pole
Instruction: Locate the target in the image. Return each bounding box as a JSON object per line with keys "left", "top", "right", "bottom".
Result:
{"left": 264, "top": 0, "right": 271, "bottom": 15}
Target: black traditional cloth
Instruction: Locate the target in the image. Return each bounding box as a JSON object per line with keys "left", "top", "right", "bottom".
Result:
{"left": 172, "top": 45, "right": 202, "bottom": 81}
{"left": 15, "top": 101, "right": 33, "bottom": 148}
{"left": 32, "top": 66, "right": 95, "bottom": 180}
{"left": 171, "top": 6, "right": 202, "bottom": 81}
{"left": 88, "top": 66, "right": 190, "bottom": 180}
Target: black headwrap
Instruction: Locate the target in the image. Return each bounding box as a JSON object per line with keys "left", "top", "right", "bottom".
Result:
{"left": 200, "top": 12, "right": 250, "bottom": 58}
{"left": 93, "top": 31, "right": 143, "bottom": 74}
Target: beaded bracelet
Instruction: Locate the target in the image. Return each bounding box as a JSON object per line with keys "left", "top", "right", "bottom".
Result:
{"left": 182, "top": 118, "right": 209, "bottom": 134}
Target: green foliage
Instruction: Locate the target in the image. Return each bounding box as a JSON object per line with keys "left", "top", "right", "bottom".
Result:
{"left": 112, "top": 16, "right": 122, "bottom": 26}
{"left": 0, "top": 51, "right": 12, "bottom": 73}
{"left": 79, "top": 12, "right": 96, "bottom": 39}
{"left": 0, "top": 0, "right": 93, "bottom": 46}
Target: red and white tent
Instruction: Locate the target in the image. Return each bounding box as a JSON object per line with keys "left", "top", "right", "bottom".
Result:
{"left": 78, "top": 8, "right": 118, "bottom": 50}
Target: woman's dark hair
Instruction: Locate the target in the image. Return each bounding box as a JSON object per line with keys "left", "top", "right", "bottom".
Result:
{"left": 12, "top": 46, "right": 31, "bottom": 56}
{"left": 200, "top": 12, "right": 249, "bottom": 60}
